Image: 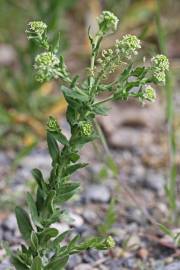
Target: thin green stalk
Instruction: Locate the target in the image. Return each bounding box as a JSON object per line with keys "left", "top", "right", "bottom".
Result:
{"left": 156, "top": 0, "right": 177, "bottom": 218}
{"left": 94, "top": 95, "right": 114, "bottom": 106}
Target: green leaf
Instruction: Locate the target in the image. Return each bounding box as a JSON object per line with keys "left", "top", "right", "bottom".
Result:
{"left": 131, "top": 66, "right": 146, "bottom": 78}
{"left": 44, "top": 190, "right": 56, "bottom": 215}
{"left": 36, "top": 187, "right": 45, "bottom": 213}
{"left": 56, "top": 182, "right": 80, "bottom": 203}
{"left": 66, "top": 105, "right": 77, "bottom": 125}
{"left": 106, "top": 156, "right": 119, "bottom": 177}
{"left": 64, "top": 163, "right": 88, "bottom": 176}
{"left": 44, "top": 255, "right": 69, "bottom": 270}
{"left": 98, "top": 199, "right": 117, "bottom": 235}
{"left": 52, "top": 131, "right": 69, "bottom": 146}
{"left": 15, "top": 207, "right": 33, "bottom": 242}
{"left": 39, "top": 228, "right": 59, "bottom": 246}
{"left": 11, "top": 255, "right": 29, "bottom": 270}
{"left": 62, "top": 86, "right": 89, "bottom": 104}
{"left": 47, "top": 131, "right": 59, "bottom": 162}
{"left": 68, "top": 235, "right": 80, "bottom": 250}
{"left": 118, "top": 64, "right": 132, "bottom": 82}
{"left": 69, "top": 152, "right": 80, "bottom": 163}
{"left": 27, "top": 193, "right": 42, "bottom": 228}
{"left": 93, "top": 104, "right": 109, "bottom": 116}
{"left": 31, "top": 256, "right": 42, "bottom": 270}
{"left": 53, "top": 230, "right": 71, "bottom": 246}
{"left": 159, "top": 224, "right": 173, "bottom": 237}
{"left": 30, "top": 232, "right": 39, "bottom": 251}
{"left": 32, "top": 168, "right": 46, "bottom": 192}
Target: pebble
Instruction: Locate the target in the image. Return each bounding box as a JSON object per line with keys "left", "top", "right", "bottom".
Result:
{"left": 67, "top": 254, "right": 82, "bottom": 269}
{"left": 74, "top": 264, "right": 92, "bottom": 270}
{"left": 157, "top": 262, "right": 180, "bottom": 270}
{"left": 145, "top": 171, "right": 165, "bottom": 194}
{"left": 2, "top": 214, "right": 17, "bottom": 232}
{"left": 82, "top": 209, "right": 97, "bottom": 224}
{"left": 0, "top": 260, "right": 12, "bottom": 270}
{"left": 85, "top": 185, "right": 110, "bottom": 203}
{"left": 69, "top": 213, "right": 84, "bottom": 227}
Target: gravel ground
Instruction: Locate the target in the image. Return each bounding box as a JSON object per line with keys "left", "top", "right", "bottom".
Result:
{"left": 0, "top": 100, "right": 180, "bottom": 270}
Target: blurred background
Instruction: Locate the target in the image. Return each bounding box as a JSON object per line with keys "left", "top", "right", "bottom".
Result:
{"left": 1, "top": 0, "right": 180, "bottom": 269}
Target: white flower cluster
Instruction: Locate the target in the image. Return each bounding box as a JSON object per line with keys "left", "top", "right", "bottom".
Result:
{"left": 116, "top": 34, "right": 141, "bottom": 59}
{"left": 34, "top": 52, "right": 60, "bottom": 82}
{"left": 151, "top": 54, "right": 169, "bottom": 84}
{"left": 142, "top": 85, "right": 156, "bottom": 102}
{"left": 27, "top": 21, "right": 47, "bottom": 37}
{"left": 97, "top": 11, "right": 119, "bottom": 34}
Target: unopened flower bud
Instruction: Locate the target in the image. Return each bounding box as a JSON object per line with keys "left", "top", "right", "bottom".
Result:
{"left": 151, "top": 54, "right": 169, "bottom": 72}
{"left": 47, "top": 116, "right": 59, "bottom": 132}
{"left": 34, "top": 52, "right": 60, "bottom": 82}
{"left": 27, "top": 21, "right": 47, "bottom": 37}
{"left": 97, "top": 11, "right": 119, "bottom": 34}
{"left": 81, "top": 122, "right": 93, "bottom": 136}
{"left": 105, "top": 236, "right": 115, "bottom": 248}
{"left": 142, "top": 85, "right": 156, "bottom": 102}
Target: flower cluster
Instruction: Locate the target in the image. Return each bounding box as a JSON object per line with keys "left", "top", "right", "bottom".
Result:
{"left": 34, "top": 52, "right": 60, "bottom": 82}
{"left": 97, "top": 11, "right": 119, "bottom": 34}
{"left": 142, "top": 85, "right": 156, "bottom": 102}
{"left": 27, "top": 21, "right": 47, "bottom": 37}
{"left": 116, "top": 34, "right": 141, "bottom": 59}
{"left": 80, "top": 122, "right": 93, "bottom": 136}
{"left": 47, "top": 116, "right": 59, "bottom": 132}
{"left": 151, "top": 54, "right": 169, "bottom": 84}
{"left": 97, "top": 48, "right": 120, "bottom": 77}
{"left": 105, "top": 236, "right": 116, "bottom": 248}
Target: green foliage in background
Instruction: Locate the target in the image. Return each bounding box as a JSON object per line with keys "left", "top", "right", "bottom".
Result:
{"left": 0, "top": 0, "right": 76, "bottom": 147}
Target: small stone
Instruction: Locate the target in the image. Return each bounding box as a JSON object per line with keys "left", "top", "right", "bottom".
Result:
{"left": 51, "top": 222, "right": 69, "bottom": 233}
{"left": 158, "top": 262, "right": 180, "bottom": 270}
{"left": 83, "top": 210, "right": 97, "bottom": 224}
{"left": 67, "top": 255, "right": 82, "bottom": 269}
{"left": 2, "top": 214, "right": 17, "bottom": 232}
{"left": 138, "top": 248, "right": 149, "bottom": 259}
{"left": 145, "top": 171, "right": 165, "bottom": 194}
{"left": 74, "top": 264, "right": 92, "bottom": 270}
{"left": 0, "top": 259, "right": 12, "bottom": 270}
{"left": 69, "top": 213, "right": 84, "bottom": 227}
{"left": 85, "top": 185, "right": 110, "bottom": 203}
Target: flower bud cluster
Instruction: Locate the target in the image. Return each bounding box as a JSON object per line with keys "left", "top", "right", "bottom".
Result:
{"left": 142, "top": 85, "right": 156, "bottom": 102}
{"left": 97, "top": 34, "right": 141, "bottom": 79}
{"left": 151, "top": 54, "right": 169, "bottom": 84}
{"left": 115, "top": 34, "right": 141, "bottom": 59}
{"left": 27, "top": 21, "right": 47, "bottom": 38}
{"left": 105, "top": 236, "right": 115, "bottom": 248}
{"left": 47, "top": 116, "right": 59, "bottom": 132}
{"left": 80, "top": 122, "right": 93, "bottom": 136}
{"left": 97, "top": 48, "right": 120, "bottom": 77}
{"left": 97, "top": 11, "right": 119, "bottom": 34}
{"left": 34, "top": 52, "right": 60, "bottom": 82}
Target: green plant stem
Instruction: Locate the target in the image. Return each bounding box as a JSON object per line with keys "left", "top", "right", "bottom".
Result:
{"left": 89, "top": 34, "right": 101, "bottom": 93}
{"left": 94, "top": 95, "right": 114, "bottom": 106}
{"left": 156, "top": 0, "right": 177, "bottom": 217}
